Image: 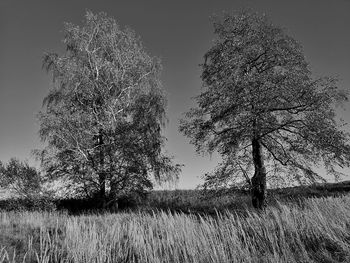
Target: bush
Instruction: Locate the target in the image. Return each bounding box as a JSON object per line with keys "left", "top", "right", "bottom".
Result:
{"left": 0, "top": 196, "right": 56, "bottom": 212}
{"left": 0, "top": 158, "right": 45, "bottom": 199}
{"left": 54, "top": 192, "right": 148, "bottom": 214}
{"left": 115, "top": 192, "right": 148, "bottom": 210}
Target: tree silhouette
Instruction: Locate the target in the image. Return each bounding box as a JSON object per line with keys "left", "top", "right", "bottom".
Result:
{"left": 180, "top": 11, "right": 350, "bottom": 209}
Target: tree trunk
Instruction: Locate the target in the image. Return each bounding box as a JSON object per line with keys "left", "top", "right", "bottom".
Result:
{"left": 108, "top": 178, "right": 119, "bottom": 212}
{"left": 251, "top": 137, "right": 267, "bottom": 209}
{"left": 98, "top": 172, "right": 106, "bottom": 208}
{"left": 98, "top": 128, "right": 106, "bottom": 208}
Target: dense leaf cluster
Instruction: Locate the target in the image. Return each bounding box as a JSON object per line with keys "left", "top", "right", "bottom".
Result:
{"left": 180, "top": 11, "right": 350, "bottom": 190}
{"left": 0, "top": 159, "right": 43, "bottom": 199}
{"left": 37, "top": 12, "right": 180, "bottom": 199}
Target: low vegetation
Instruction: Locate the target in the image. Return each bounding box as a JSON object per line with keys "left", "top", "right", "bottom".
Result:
{"left": 0, "top": 193, "right": 349, "bottom": 263}
{"left": 1, "top": 180, "right": 350, "bottom": 215}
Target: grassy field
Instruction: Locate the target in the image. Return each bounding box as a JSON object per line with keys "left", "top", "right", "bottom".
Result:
{"left": 145, "top": 180, "right": 350, "bottom": 215}
{"left": 0, "top": 194, "right": 350, "bottom": 263}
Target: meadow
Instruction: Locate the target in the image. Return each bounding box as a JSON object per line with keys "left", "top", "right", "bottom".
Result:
{"left": 0, "top": 194, "right": 350, "bottom": 263}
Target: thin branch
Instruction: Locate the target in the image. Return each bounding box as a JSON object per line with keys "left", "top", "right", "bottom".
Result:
{"left": 261, "top": 140, "right": 288, "bottom": 166}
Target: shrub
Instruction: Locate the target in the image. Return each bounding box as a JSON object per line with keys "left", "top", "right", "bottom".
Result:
{"left": 0, "top": 196, "right": 56, "bottom": 212}
{"left": 0, "top": 158, "right": 45, "bottom": 199}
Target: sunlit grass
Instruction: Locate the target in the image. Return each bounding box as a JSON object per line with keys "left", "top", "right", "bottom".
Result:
{"left": 0, "top": 195, "right": 350, "bottom": 262}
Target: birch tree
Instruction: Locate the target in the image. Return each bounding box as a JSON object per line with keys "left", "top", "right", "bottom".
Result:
{"left": 38, "top": 11, "right": 180, "bottom": 207}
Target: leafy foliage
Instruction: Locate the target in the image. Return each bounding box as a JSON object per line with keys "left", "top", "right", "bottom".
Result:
{"left": 37, "top": 11, "right": 181, "bottom": 200}
{"left": 0, "top": 158, "right": 44, "bottom": 199}
{"left": 180, "top": 10, "right": 350, "bottom": 191}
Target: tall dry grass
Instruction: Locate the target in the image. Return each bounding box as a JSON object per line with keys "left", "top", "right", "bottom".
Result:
{"left": 0, "top": 195, "right": 350, "bottom": 263}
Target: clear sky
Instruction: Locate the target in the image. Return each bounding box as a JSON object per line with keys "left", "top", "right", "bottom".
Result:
{"left": 1, "top": 0, "right": 350, "bottom": 189}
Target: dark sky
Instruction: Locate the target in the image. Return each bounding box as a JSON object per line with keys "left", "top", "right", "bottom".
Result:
{"left": 1, "top": 0, "right": 350, "bottom": 189}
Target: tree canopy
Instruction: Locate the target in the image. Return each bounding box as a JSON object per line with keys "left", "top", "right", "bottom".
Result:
{"left": 180, "top": 10, "right": 350, "bottom": 208}
{"left": 38, "top": 11, "right": 181, "bottom": 204}
{"left": 0, "top": 159, "right": 43, "bottom": 199}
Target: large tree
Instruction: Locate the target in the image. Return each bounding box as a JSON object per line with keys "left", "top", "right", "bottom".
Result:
{"left": 180, "top": 11, "right": 350, "bottom": 209}
{"left": 38, "top": 11, "right": 180, "bottom": 207}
